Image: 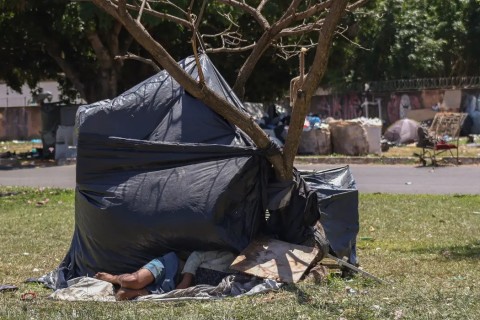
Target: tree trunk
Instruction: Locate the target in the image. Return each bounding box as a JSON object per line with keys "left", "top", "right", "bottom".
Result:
{"left": 283, "top": 0, "right": 350, "bottom": 176}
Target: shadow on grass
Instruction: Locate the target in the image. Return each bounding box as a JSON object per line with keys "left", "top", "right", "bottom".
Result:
{"left": 282, "top": 283, "right": 313, "bottom": 305}
{"left": 395, "top": 242, "right": 480, "bottom": 260}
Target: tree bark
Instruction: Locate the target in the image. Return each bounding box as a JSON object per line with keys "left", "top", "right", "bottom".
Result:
{"left": 282, "top": 0, "right": 350, "bottom": 175}
{"left": 86, "top": 27, "right": 122, "bottom": 100}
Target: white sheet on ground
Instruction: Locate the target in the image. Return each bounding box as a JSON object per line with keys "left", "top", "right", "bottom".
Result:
{"left": 49, "top": 274, "right": 282, "bottom": 302}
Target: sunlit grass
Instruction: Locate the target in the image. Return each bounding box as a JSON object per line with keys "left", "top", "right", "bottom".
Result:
{"left": 0, "top": 187, "right": 479, "bottom": 319}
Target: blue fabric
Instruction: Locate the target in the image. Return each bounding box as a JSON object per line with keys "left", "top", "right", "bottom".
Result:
{"left": 143, "top": 252, "right": 179, "bottom": 294}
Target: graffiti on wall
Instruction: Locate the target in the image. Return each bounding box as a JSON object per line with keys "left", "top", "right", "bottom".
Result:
{"left": 385, "top": 92, "right": 422, "bottom": 124}
{"left": 310, "top": 89, "right": 466, "bottom": 127}
{"left": 0, "top": 107, "right": 42, "bottom": 140}
{"left": 462, "top": 90, "right": 480, "bottom": 134}
{"left": 311, "top": 93, "right": 363, "bottom": 120}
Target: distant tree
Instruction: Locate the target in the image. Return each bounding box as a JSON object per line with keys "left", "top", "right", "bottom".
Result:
{"left": 323, "top": 0, "right": 480, "bottom": 87}
{"left": 0, "top": 0, "right": 304, "bottom": 103}
{"left": 460, "top": 0, "right": 480, "bottom": 75}
{"left": 0, "top": 0, "right": 175, "bottom": 102}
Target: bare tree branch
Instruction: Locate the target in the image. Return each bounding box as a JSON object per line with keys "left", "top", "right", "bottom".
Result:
{"left": 201, "top": 12, "right": 253, "bottom": 52}
{"left": 291, "top": 0, "right": 332, "bottom": 23}
{"left": 136, "top": 0, "right": 147, "bottom": 22}
{"left": 257, "top": 0, "right": 269, "bottom": 12}
{"left": 187, "top": 3, "right": 205, "bottom": 84}
{"left": 275, "top": 0, "right": 305, "bottom": 27}
{"left": 336, "top": 26, "right": 371, "bottom": 51}
{"left": 205, "top": 43, "right": 255, "bottom": 53}
{"left": 195, "top": 0, "right": 208, "bottom": 30}
{"left": 114, "top": 52, "right": 161, "bottom": 71}
{"left": 274, "top": 40, "right": 316, "bottom": 61}
{"left": 216, "top": 0, "right": 269, "bottom": 29}
{"left": 277, "top": 20, "right": 323, "bottom": 37}
{"left": 231, "top": 0, "right": 304, "bottom": 98}
{"left": 162, "top": 0, "right": 189, "bottom": 17}
{"left": 124, "top": 2, "right": 191, "bottom": 27}
{"left": 347, "top": 0, "right": 371, "bottom": 12}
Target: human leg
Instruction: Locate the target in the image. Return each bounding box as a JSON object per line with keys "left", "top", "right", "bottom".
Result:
{"left": 176, "top": 272, "right": 194, "bottom": 289}
{"left": 95, "top": 268, "right": 154, "bottom": 290}
{"left": 115, "top": 287, "right": 150, "bottom": 301}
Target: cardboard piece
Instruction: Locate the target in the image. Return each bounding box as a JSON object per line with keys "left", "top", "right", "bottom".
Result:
{"left": 230, "top": 238, "right": 318, "bottom": 283}
{"left": 406, "top": 109, "right": 437, "bottom": 122}
{"left": 442, "top": 90, "right": 462, "bottom": 111}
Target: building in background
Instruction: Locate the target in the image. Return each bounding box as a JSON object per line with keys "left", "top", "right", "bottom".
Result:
{"left": 0, "top": 81, "right": 63, "bottom": 140}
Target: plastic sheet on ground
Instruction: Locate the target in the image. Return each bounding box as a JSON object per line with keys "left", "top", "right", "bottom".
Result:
{"left": 48, "top": 275, "right": 281, "bottom": 302}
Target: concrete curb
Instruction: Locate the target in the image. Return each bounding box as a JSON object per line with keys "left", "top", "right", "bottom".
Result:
{"left": 294, "top": 156, "right": 480, "bottom": 165}
{"left": 1, "top": 156, "right": 479, "bottom": 169}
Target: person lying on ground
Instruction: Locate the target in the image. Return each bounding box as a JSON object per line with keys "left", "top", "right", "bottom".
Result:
{"left": 176, "top": 250, "right": 235, "bottom": 289}
{"left": 95, "top": 250, "right": 235, "bottom": 300}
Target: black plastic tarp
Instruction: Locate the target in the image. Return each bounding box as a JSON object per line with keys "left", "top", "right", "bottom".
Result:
{"left": 301, "top": 166, "right": 359, "bottom": 264}
{"left": 54, "top": 54, "right": 360, "bottom": 287}
{"left": 58, "top": 55, "right": 270, "bottom": 282}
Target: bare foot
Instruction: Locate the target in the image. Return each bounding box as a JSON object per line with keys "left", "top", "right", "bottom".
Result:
{"left": 115, "top": 287, "right": 149, "bottom": 301}
{"left": 95, "top": 272, "right": 120, "bottom": 285}
{"left": 176, "top": 273, "right": 193, "bottom": 289}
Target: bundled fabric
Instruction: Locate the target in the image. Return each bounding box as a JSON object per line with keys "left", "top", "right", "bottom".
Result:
{"left": 384, "top": 118, "right": 420, "bottom": 144}
{"left": 49, "top": 275, "right": 281, "bottom": 302}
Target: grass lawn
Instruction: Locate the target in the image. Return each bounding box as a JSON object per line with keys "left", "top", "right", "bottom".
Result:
{"left": 0, "top": 141, "right": 41, "bottom": 154}
{"left": 0, "top": 187, "right": 479, "bottom": 319}
{"left": 379, "top": 139, "right": 480, "bottom": 159}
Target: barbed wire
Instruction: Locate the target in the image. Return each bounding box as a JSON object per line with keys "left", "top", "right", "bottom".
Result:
{"left": 350, "top": 76, "right": 480, "bottom": 92}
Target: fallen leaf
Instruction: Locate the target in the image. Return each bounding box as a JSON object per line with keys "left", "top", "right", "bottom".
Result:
{"left": 36, "top": 198, "right": 50, "bottom": 206}
{"left": 394, "top": 309, "right": 404, "bottom": 320}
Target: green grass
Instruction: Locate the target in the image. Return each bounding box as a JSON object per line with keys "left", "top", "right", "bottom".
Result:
{"left": 1, "top": 187, "right": 479, "bottom": 319}
{"left": 0, "top": 141, "right": 41, "bottom": 154}
{"left": 381, "top": 139, "right": 480, "bottom": 158}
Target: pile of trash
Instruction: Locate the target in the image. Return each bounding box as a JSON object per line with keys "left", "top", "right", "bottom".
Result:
{"left": 258, "top": 113, "right": 383, "bottom": 156}
{"left": 0, "top": 140, "right": 49, "bottom": 168}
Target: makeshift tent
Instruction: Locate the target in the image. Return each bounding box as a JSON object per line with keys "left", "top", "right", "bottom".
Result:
{"left": 384, "top": 118, "right": 420, "bottom": 144}
{"left": 50, "top": 55, "right": 359, "bottom": 289}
